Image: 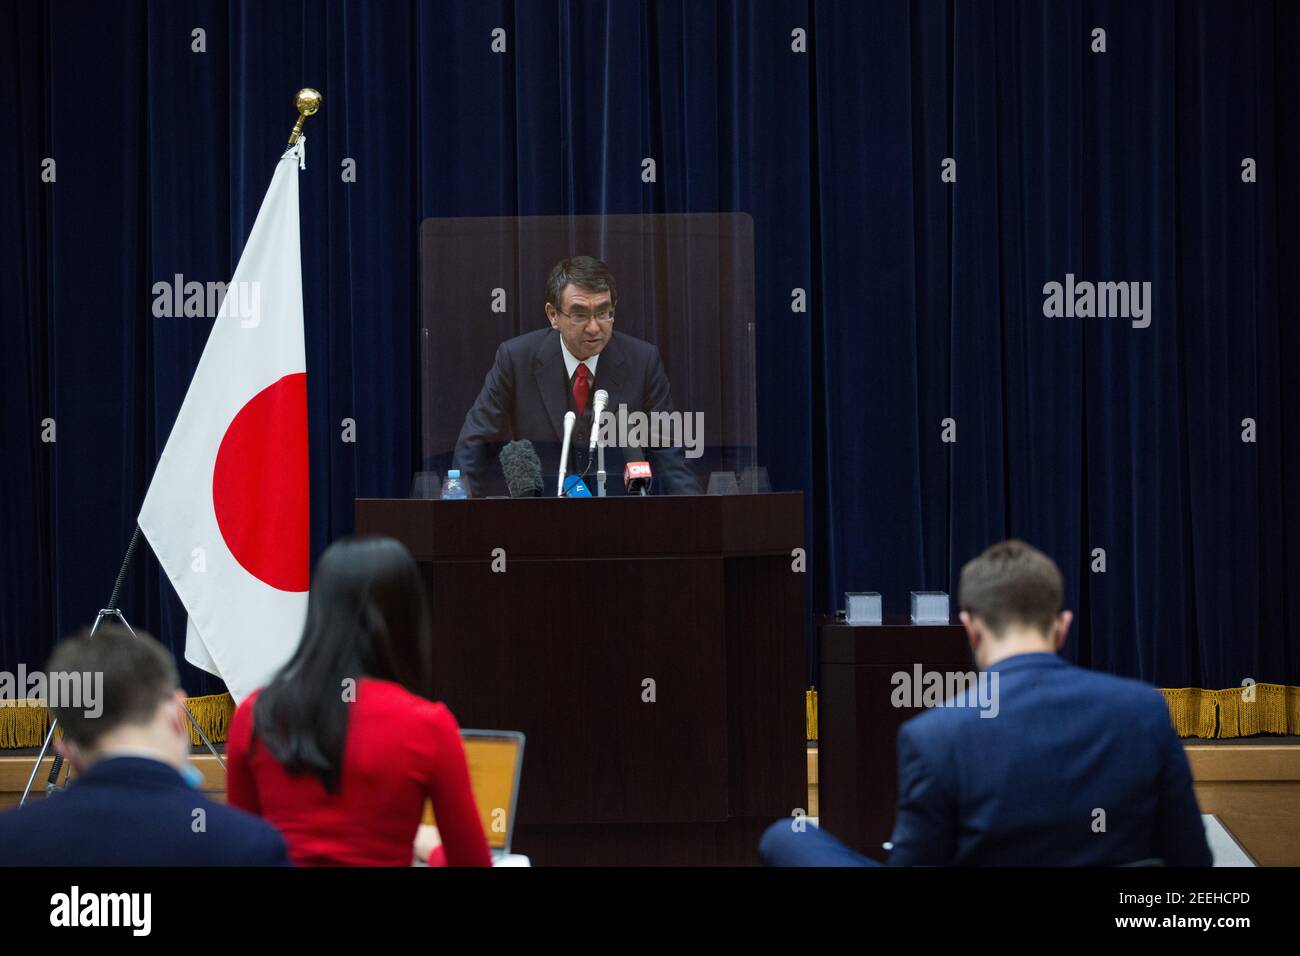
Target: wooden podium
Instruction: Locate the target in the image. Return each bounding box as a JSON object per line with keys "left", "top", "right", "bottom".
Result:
{"left": 817, "top": 617, "right": 969, "bottom": 860}
{"left": 356, "top": 492, "right": 805, "bottom": 865}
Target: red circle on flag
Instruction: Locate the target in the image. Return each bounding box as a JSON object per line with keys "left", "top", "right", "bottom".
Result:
{"left": 212, "top": 372, "right": 310, "bottom": 592}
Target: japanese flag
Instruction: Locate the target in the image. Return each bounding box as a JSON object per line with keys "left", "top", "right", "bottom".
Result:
{"left": 139, "top": 142, "right": 311, "bottom": 703}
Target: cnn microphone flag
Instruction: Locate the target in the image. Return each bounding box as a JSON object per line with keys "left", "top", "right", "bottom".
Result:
{"left": 138, "top": 140, "right": 311, "bottom": 703}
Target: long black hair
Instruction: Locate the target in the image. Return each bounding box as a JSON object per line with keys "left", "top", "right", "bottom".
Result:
{"left": 253, "top": 536, "right": 434, "bottom": 792}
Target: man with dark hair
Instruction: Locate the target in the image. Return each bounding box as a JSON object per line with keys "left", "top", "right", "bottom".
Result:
{"left": 761, "top": 539, "right": 1212, "bottom": 866}
{"left": 0, "top": 626, "right": 289, "bottom": 866}
{"left": 453, "top": 255, "right": 700, "bottom": 496}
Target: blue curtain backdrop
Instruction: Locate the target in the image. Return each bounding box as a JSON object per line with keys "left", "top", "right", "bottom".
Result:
{"left": 1, "top": 0, "right": 1297, "bottom": 704}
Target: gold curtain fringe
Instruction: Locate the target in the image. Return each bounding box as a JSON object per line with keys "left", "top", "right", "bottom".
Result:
{"left": 0, "top": 701, "right": 52, "bottom": 749}
{"left": 1159, "top": 687, "right": 1219, "bottom": 738}
{"left": 183, "top": 693, "right": 235, "bottom": 746}
{"left": 805, "top": 685, "right": 1300, "bottom": 741}
{"left": 5, "top": 687, "right": 1298, "bottom": 748}
{"left": 0, "top": 693, "right": 236, "bottom": 749}
{"left": 1161, "top": 684, "right": 1300, "bottom": 739}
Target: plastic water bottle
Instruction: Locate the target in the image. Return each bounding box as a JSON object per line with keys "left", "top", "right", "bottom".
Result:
{"left": 440, "top": 469, "right": 468, "bottom": 500}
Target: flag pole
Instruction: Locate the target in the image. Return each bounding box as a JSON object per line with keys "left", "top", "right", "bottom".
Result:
{"left": 22, "top": 88, "right": 323, "bottom": 806}
{"left": 287, "top": 88, "right": 321, "bottom": 144}
{"left": 20, "top": 527, "right": 227, "bottom": 805}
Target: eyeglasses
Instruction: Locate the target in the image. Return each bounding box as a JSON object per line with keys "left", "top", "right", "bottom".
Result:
{"left": 555, "top": 307, "right": 615, "bottom": 326}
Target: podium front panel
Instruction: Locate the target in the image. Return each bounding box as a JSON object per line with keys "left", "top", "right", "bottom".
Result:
{"left": 356, "top": 493, "right": 805, "bottom": 864}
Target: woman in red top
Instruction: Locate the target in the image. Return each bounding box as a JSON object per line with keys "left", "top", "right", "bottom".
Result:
{"left": 226, "top": 536, "right": 491, "bottom": 867}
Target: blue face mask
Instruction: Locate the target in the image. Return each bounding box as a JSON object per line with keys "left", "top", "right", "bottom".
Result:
{"left": 181, "top": 761, "right": 204, "bottom": 789}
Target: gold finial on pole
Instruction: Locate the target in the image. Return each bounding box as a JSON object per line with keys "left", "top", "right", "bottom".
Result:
{"left": 288, "top": 88, "right": 321, "bottom": 145}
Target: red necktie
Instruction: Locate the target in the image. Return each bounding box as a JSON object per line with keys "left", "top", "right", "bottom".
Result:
{"left": 573, "top": 363, "right": 591, "bottom": 416}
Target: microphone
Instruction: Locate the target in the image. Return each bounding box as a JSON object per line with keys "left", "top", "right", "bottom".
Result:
{"left": 624, "top": 459, "right": 653, "bottom": 496}
{"left": 500, "top": 440, "right": 543, "bottom": 498}
{"left": 562, "top": 475, "right": 592, "bottom": 497}
{"left": 556, "top": 411, "right": 577, "bottom": 496}
{"left": 588, "top": 389, "right": 609, "bottom": 453}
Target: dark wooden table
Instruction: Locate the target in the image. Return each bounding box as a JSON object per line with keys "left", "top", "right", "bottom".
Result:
{"left": 818, "top": 615, "right": 969, "bottom": 860}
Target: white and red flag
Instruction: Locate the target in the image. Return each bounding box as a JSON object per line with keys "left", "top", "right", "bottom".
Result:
{"left": 139, "top": 141, "right": 311, "bottom": 703}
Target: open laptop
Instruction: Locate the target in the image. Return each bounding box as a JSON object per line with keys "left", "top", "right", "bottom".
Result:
{"left": 423, "top": 729, "right": 526, "bottom": 865}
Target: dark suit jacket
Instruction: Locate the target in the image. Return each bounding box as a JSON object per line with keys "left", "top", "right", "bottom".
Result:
{"left": 453, "top": 328, "right": 701, "bottom": 496}
{"left": 0, "top": 755, "right": 290, "bottom": 866}
{"left": 889, "top": 653, "right": 1212, "bottom": 866}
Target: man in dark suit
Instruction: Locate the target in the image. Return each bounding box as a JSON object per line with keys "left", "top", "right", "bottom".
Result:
{"left": 454, "top": 255, "right": 700, "bottom": 496}
{"left": 762, "top": 540, "right": 1212, "bottom": 867}
{"left": 0, "top": 625, "right": 289, "bottom": 866}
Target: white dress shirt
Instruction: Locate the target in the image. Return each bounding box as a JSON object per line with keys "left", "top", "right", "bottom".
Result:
{"left": 559, "top": 336, "right": 599, "bottom": 383}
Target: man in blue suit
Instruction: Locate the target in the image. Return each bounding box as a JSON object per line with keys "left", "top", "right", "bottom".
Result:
{"left": 762, "top": 539, "right": 1212, "bottom": 866}
{"left": 453, "top": 255, "right": 701, "bottom": 497}
{"left": 0, "top": 626, "right": 289, "bottom": 866}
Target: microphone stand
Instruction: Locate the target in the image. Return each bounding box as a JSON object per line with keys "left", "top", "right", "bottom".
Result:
{"left": 596, "top": 418, "right": 607, "bottom": 497}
